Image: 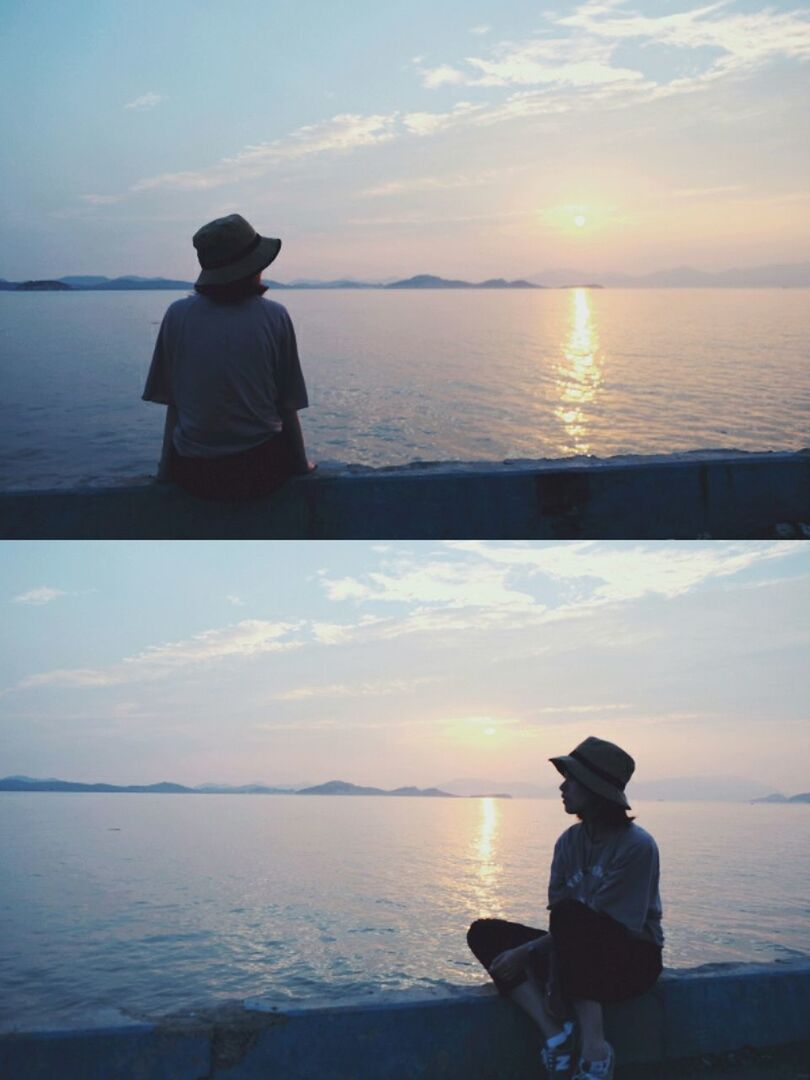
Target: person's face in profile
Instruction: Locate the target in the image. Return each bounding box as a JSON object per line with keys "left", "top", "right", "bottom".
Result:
{"left": 560, "top": 774, "right": 591, "bottom": 816}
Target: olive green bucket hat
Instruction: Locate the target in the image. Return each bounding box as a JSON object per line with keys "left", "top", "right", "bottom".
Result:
{"left": 193, "top": 213, "right": 281, "bottom": 286}
{"left": 550, "top": 735, "right": 635, "bottom": 808}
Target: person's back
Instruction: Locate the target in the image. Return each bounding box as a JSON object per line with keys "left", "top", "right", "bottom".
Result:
{"left": 149, "top": 293, "right": 306, "bottom": 457}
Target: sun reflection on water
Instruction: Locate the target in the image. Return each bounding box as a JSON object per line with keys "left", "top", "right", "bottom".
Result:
{"left": 554, "top": 288, "right": 604, "bottom": 455}
{"left": 469, "top": 797, "right": 503, "bottom": 915}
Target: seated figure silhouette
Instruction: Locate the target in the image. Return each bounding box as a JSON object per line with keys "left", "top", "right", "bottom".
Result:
{"left": 143, "top": 213, "right": 315, "bottom": 501}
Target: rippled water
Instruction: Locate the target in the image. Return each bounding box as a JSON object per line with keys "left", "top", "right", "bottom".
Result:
{"left": 1, "top": 794, "right": 808, "bottom": 1028}
{"left": 0, "top": 288, "right": 808, "bottom": 490}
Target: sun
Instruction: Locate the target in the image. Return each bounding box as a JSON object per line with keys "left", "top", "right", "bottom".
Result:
{"left": 574, "top": 214, "right": 587, "bottom": 228}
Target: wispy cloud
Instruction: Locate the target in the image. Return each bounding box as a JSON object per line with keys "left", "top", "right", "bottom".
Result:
{"left": 15, "top": 619, "right": 304, "bottom": 691}
{"left": 12, "top": 587, "right": 66, "bottom": 606}
{"left": 420, "top": 2, "right": 810, "bottom": 95}
{"left": 360, "top": 168, "right": 505, "bottom": 197}
{"left": 124, "top": 92, "right": 164, "bottom": 110}
{"left": 274, "top": 677, "right": 435, "bottom": 701}
{"left": 226, "top": 595, "right": 246, "bottom": 607}
{"left": 450, "top": 541, "right": 802, "bottom": 603}
{"left": 470, "top": 24, "right": 491, "bottom": 36}
{"left": 129, "top": 113, "right": 399, "bottom": 195}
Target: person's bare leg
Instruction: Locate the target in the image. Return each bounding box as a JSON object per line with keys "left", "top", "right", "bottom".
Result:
{"left": 573, "top": 998, "right": 610, "bottom": 1061}
{"left": 509, "top": 975, "right": 563, "bottom": 1041}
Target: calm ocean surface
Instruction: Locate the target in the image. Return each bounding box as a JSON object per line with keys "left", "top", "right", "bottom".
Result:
{"left": 1, "top": 794, "right": 808, "bottom": 1029}
{"left": 1, "top": 288, "right": 808, "bottom": 491}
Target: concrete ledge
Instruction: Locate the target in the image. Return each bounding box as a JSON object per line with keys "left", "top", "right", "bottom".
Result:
{"left": 1, "top": 449, "right": 808, "bottom": 538}
{"left": 2, "top": 960, "right": 809, "bottom": 1079}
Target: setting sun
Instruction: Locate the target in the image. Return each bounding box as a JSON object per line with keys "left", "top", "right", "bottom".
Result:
{"left": 574, "top": 214, "right": 587, "bottom": 228}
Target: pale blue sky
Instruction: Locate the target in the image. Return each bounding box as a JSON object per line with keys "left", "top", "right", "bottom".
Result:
{"left": 2, "top": 541, "right": 808, "bottom": 791}
{"left": 1, "top": 0, "right": 807, "bottom": 279}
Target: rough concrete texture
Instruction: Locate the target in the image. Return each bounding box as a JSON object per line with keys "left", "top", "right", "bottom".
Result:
{"left": 1, "top": 449, "right": 808, "bottom": 539}
{"left": 1, "top": 960, "right": 809, "bottom": 1079}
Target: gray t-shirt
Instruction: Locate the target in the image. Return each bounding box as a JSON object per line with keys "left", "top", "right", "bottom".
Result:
{"left": 143, "top": 294, "right": 308, "bottom": 458}
{"left": 548, "top": 822, "right": 664, "bottom": 946}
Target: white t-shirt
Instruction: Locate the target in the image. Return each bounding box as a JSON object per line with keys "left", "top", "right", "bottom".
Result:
{"left": 143, "top": 294, "right": 309, "bottom": 458}
{"left": 548, "top": 822, "right": 664, "bottom": 946}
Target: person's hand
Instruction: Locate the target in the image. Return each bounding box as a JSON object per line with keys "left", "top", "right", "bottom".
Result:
{"left": 297, "top": 460, "right": 318, "bottom": 475}
{"left": 489, "top": 945, "right": 528, "bottom": 983}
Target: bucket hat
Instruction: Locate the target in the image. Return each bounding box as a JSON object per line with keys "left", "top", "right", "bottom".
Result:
{"left": 550, "top": 736, "right": 635, "bottom": 808}
{"left": 193, "top": 214, "right": 281, "bottom": 286}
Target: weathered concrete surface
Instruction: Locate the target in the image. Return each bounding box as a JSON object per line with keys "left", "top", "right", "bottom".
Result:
{"left": 1, "top": 960, "right": 808, "bottom": 1079}
{"left": 1, "top": 449, "right": 808, "bottom": 539}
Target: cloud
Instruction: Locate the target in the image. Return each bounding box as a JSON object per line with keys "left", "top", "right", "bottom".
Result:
{"left": 16, "top": 619, "right": 304, "bottom": 691}
{"left": 449, "top": 541, "right": 802, "bottom": 603}
{"left": 321, "top": 557, "right": 538, "bottom": 611}
{"left": 419, "top": 64, "right": 467, "bottom": 89}
{"left": 129, "top": 113, "right": 399, "bottom": 195}
{"left": 557, "top": 0, "right": 810, "bottom": 72}
{"left": 402, "top": 101, "right": 486, "bottom": 136}
{"left": 470, "top": 25, "right": 491, "bottom": 36}
{"left": 360, "top": 169, "right": 505, "bottom": 197}
{"left": 226, "top": 595, "right": 246, "bottom": 606}
{"left": 274, "top": 677, "right": 435, "bottom": 701}
{"left": 12, "top": 587, "right": 66, "bottom": 606}
{"left": 124, "top": 92, "right": 164, "bottom": 110}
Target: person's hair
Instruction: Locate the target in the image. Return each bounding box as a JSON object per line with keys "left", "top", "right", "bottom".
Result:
{"left": 194, "top": 273, "right": 268, "bottom": 303}
{"left": 580, "top": 788, "right": 635, "bottom": 827}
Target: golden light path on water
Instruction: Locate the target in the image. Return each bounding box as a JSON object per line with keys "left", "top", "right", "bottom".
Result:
{"left": 469, "top": 796, "right": 504, "bottom": 918}
{"left": 554, "top": 288, "right": 605, "bottom": 455}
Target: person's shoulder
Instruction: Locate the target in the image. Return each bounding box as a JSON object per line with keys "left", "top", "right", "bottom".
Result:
{"left": 163, "top": 294, "right": 197, "bottom": 321}
{"left": 624, "top": 822, "right": 659, "bottom": 854}
{"left": 555, "top": 823, "right": 581, "bottom": 848}
{"left": 256, "top": 295, "right": 291, "bottom": 322}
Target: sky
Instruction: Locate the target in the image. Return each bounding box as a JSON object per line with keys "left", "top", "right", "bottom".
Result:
{"left": 1, "top": 0, "right": 808, "bottom": 281}
{"left": 1, "top": 540, "right": 808, "bottom": 792}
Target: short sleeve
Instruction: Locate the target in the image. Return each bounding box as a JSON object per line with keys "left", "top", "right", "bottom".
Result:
{"left": 274, "top": 310, "right": 309, "bottom": 411}
{"left": 142, "top": 313, "right": 173, "bottom": 405}
{"left": 590, "top": 835, "right": 659, "bottom": 934}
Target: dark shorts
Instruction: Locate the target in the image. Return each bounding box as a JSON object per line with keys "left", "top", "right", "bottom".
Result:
{"left": 467, "top": 899, "right": 662, "bottom": 1005}
{"left": 170, "top": 434, "right": 295, "bottom": 502}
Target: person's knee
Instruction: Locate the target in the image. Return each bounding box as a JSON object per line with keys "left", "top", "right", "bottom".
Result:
{"left": 466, "top": 918, "right": 487, "bottom": 948}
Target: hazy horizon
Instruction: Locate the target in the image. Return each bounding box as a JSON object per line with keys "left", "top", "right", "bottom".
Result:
{"left": 1, "top": 1, "right": 807, "bottom": 281}
{"left": 2, "top": 541, "right": 808, "bottom": 792}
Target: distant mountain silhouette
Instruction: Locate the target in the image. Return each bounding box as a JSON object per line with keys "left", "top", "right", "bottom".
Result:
{"left": 439, "top": 774, "right": 785, "bottom": 801}
{"left": 751, "top": 792, "right": 810, "bottom": 804}
{"left": 3, "top": 262, "right": 805, "bottom": 291}
{"left": 296, "top": 779, "right": 456, "bottom": 797}
{"left": 529, "top": 262, "right": 810, "bottom": 288}
{"left": 1, "top": 775, "right": 456, "bottom": 797}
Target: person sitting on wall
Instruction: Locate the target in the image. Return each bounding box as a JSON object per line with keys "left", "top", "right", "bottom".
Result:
{"left": 467, "top": 736, "right": 664, "bottom": 1080}
{"left": 143, "top": 213, "right": 315, "bottom": 501}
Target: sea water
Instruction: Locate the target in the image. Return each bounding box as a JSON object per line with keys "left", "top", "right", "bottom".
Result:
{"left": 0, "top": 288, "right": 808, "bottom": 491}
{"left": 1, "top": 793, "right": 808, "bottom": 1028}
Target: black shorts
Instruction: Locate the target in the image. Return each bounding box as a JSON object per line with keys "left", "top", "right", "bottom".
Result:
{"left": 170, "top": 433, "right": 295, "bottom": 502}
{"left": 467, "top": 898, "right": 662, "bottom": 1005}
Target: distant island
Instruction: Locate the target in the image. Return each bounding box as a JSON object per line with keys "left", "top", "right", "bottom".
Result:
{"left": 0, "top": 775, "right": 511, "bottom": 798}
{"left": 0, "top": 274, "right": 553, "bottom": 292}
{"left": 750, "top": 792, "right": 810, "bottom": 804}
{"left": 1, "top": 260, "right": 808, "bottom": 290}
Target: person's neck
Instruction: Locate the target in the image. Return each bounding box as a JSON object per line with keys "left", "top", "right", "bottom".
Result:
{"left": 581, "top": 815, "right": 611, "bottom": 842}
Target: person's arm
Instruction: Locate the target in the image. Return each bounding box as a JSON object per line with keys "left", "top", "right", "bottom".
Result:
{"left": 280, "top": 407, "right": 316, "bottom": 475}
{"left": 489, "top": 932, "right": 552, "bottom": 981}
{"left": 156, "top": 405, "right": 177, "bottom": 482}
